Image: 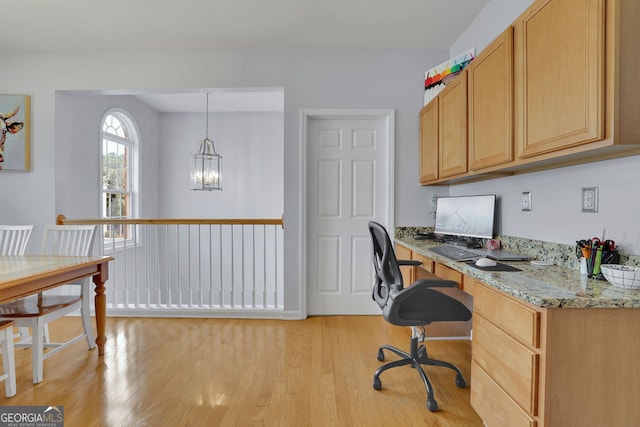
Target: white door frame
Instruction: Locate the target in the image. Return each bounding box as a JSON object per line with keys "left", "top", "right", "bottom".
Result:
{"left": 299, "top": 109, "right": 395, "bottom": 318}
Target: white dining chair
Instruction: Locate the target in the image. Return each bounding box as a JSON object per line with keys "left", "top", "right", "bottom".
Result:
{"left": 0, "top": 225, "right": 97, "bottom": 384}
{"left": 0, "top": 320, "right": 16, "bottom": 397}
{"left": 0, "top": 225, "right": 35, "bottom": 343}
{"left": 0, "top": 225, "right": 33, "bottom": 255}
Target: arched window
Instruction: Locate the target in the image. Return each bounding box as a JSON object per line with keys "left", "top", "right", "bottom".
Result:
{"left": 100, "top": 109, "right": 138, "bottom": 245}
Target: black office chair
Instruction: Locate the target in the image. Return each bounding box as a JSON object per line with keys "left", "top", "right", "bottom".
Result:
{"left": 368, "top": 221, "right": 472, "bottom": 412}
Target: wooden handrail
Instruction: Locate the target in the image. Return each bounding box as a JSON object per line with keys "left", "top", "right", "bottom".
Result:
{"left": 57, "top": 214, "right": 285, "bottom": 228}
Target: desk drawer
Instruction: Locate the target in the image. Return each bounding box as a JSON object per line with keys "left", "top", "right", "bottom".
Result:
{"left": 473, "top": 282, "right": 540, "bottom": 348}
{"left": 412, "top": 252, "right": 434, "bottom": 273}
{"left": 471, "top": 361, "right": 537, "bottom": 427}
{"left": 395, "top": 243, "right": 415, "bottom": 284}
{"left": 434, "top": 263, "right": 462, "bottom": 285}
{"left": 473, "top": 313, "right": 539, "bottom": 414}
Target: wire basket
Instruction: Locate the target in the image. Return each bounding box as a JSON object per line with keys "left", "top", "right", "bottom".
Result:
{"left": 600, "top": 264, "right": 640, "bottom": 289}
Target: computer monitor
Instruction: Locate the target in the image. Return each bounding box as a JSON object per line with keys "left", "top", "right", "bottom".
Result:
{"left": 433, "top": 194, "right": 496, "bottom": 240}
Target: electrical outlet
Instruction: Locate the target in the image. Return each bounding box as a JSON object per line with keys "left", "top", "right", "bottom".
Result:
{"left": 582, "top": 187, "right": 598, "bottom": 213}
{"left": 522, "top": 191, "right": 532, "bottom": 211}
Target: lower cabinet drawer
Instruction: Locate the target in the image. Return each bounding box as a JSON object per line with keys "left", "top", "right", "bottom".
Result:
{"left": 473, "top": 313, "right": 539, "bottom": 414}
{"left": 434, "top": 262, "right": 462, "bottom": 284}
{"left": 471, "top": 361, "right": 537, "bottom": 427}
{"left": 412, "top": 252, "right": 434, "bottom": 272}
{"left": 473, "top": 281, "right": 540, "bottom": 347}
{"left": 395, "top": 243, "right": 415, "bottom": 284}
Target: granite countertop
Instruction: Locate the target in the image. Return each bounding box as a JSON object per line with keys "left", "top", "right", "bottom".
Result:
{"left": 397, "top": 236, "right": 640, "bottom": 309}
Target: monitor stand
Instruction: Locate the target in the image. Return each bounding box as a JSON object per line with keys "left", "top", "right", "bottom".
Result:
{"left": 446, "top": 237, "right": 482, "bottom": 249}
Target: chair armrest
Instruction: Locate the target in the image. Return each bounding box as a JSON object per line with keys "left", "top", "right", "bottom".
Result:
{"left": 398, "top": 259, "right": 422, "bottom": 267}
{"left": 388, "top": 277, "right": 457, "bottom": 295}
{"left": 389, "top": 279, "right": 459, "bottom": 305}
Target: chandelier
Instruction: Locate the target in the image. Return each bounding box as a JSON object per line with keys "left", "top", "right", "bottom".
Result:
{"left": 190, "top": 92, "right": 222, "bottom": 191}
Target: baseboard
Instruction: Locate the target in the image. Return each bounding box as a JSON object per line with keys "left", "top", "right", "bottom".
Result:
{"left": 103, "top": 307, "right": 285, "bottom": 319}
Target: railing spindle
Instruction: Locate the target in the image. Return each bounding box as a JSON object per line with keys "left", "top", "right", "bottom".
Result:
{"left": 218, "top": 224, "right": 223, "bottom": 308}
{"left": 263, "top": 225, "right": 267, "bottom": 308}
{"left": 241, "top": 225, "right": 245, "bottom": 308}
{"left": 230, "top": 225, "right": 235, "bottom": 308}
{"left": 252, "top": 225, "right": 256, "bottom": 309}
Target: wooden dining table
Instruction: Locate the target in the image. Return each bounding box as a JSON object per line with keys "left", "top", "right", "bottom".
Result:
{"left": 0, "top": 255, "right": 113, "bottom": 355}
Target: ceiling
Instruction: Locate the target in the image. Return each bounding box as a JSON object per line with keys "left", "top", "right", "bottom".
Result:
{"left": 133, "top": 89, "right": 285, "bottom": 113}
{"left": 5, "top": 0, "right": 490, "bottom": 112}
{"left": 2, "top": 0, "right": 488, "bottom": 51}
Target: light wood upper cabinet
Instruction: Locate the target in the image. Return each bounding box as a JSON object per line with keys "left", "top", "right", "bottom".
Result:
{"left": 419, "top": 72, "right": 468, "bottom": 183}
{"left": 419, "top": 0, "right": 640, "bottom": 186}
{"left": 419, "top": 99, "right": 439, "bottom": 183}
{"left": 438, "top": 70, "right": 468, "bottom": 178}
{"left": 468, "top": 27, "right": 514, "bottom": 170}
{"left": 515, "top": 0, "right": 605, "bottom": 158}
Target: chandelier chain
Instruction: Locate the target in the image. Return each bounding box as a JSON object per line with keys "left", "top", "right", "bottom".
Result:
{"left": 205, "top": 92, "right": 209, "bottom": 139}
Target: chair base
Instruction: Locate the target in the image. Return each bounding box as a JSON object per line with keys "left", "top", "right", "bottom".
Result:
{"left": 372, "top": 336, "right": 466, "bottom": 412}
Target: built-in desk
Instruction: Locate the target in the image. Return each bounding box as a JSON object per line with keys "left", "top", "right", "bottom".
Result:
{"left": 397, "top": 237, "right": 640, "bottom": 427}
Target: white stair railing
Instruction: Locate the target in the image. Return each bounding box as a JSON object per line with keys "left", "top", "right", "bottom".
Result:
{"left": 56, "top": 215, "right": 284, "bottom": 318}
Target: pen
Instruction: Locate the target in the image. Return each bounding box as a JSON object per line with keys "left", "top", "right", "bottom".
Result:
{"left": 589, "top": 243, "right": 598, "bottom": 276}
{"left": 592, "top": 247, "right": 603, "bottom": 276}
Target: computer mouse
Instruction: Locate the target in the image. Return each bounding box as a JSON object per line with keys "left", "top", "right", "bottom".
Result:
{"left": 475, "top": 257, "right": 497, "bottom": 267}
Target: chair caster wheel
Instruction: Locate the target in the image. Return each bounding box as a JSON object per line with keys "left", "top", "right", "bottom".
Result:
{"left": 455, "top": 374, "right": 467, "bottom": 388}
{"left": 373, "top": 377, "right": 382, "bottom": 390}
{"left": 427, "top": 398, "right": 439, "bottom": 412}
{"left": 377, "top": 350, "right": 385, "bottom": 362}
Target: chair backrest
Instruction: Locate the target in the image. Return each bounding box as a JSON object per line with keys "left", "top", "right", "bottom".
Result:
{"left": 0, "top": 225, "right": 34, "bottom": 255}
{"left": 368, "top": 221, "right": 404, "bottom": 310}
{"left": 40, "top": 225, "right": 97, "bottom": 256}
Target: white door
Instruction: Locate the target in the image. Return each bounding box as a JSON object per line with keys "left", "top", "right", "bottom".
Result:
{"left": 304, "top": 110, "right": 394, "bottom": 315}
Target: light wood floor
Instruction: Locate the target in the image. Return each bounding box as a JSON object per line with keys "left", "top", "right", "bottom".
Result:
{"left": 0, "top": 316, "right": 483, "bottom": 426}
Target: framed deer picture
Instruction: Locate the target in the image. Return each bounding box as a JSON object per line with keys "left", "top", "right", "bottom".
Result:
{"left": 0, "top": 94, "right": 30, "bottom": 172}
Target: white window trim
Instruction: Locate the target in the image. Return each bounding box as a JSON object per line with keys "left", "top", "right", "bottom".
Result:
{"left": 100, "top": 108, "right": 140, "bottom": 252}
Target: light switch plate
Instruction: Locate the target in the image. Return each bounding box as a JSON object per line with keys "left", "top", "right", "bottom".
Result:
{"left": 582, "top": 187, "right": 598, "bottom": 213}
{"left": 522, "top": 191, "right": 532, "bottom": 211}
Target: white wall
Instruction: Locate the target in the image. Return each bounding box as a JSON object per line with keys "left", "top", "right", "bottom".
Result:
{"left": 450, "top": 0, "right": 532, "bottom": 56}
{"left": 56, "top": 92, "right": 162, "bottom": 219}
{"left": 56, "top": 93, "right": 283, "bottom": 220}
{"left": 159, "top": 111, "right": 283, "bottom": 218}
{"left": 443, "top": 0, "right": 640, "bottom": 255}
{"left": 0, "top": 47, "right": 447, "bottom": 317}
